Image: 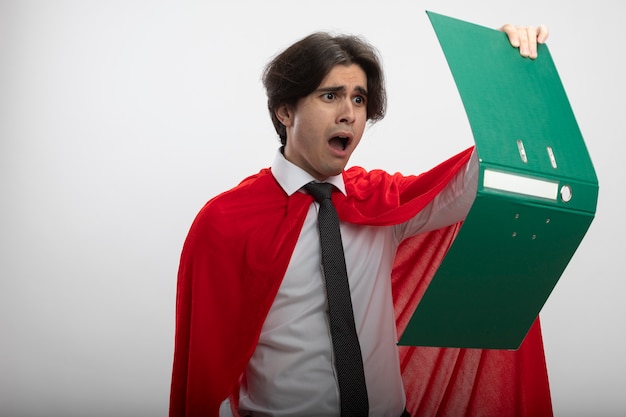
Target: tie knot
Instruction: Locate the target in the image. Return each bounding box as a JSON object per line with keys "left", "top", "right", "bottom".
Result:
{"left": 304, "top": 182, "right": 334, "bottom": 203}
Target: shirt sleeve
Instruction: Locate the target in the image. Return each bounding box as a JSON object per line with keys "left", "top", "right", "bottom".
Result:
{"left": 394, "top": 150, "right": 478, "bottom": 242}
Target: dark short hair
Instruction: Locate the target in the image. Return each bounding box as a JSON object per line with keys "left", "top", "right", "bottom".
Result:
{"left": 262, "top": 32, "right": 386, "bottom": 145}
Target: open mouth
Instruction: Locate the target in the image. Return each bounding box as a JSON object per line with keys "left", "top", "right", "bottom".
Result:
{"left": 329, "top": 136, "right": 350, "bottom": 151}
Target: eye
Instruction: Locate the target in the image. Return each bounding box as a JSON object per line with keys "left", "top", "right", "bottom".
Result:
{"left": 322, "top": 92, "right": 336, "bottom": 101}
{"left": 353, "top": 95, "right": 366, "bottom": 105}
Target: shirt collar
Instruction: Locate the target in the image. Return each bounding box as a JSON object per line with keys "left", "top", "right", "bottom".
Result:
{"left": 271, "top": 149, "right": 347, "bottom": 197}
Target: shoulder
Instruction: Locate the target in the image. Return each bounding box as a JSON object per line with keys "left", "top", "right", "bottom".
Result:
{"left": 343, "top": 166, "right": 416, "bottom": 195}
{"left": 188, "top": 168, "right": 282, "bottom": 232}
{"left": 344, "top": 166, "right": 387, "bottom": 186}
{"left": 180, "top": 169, "right": 298, "bottom": 246}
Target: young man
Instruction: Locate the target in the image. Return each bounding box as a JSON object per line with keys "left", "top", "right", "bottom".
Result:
{"left": 170, "top": 23, "right": 550, "bottom": 417}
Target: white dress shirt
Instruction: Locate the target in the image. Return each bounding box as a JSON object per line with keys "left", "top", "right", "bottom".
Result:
{"left": 236, "top": 150, "right": 478, "bottom": 417}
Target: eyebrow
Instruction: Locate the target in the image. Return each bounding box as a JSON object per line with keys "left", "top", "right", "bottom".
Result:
{"left": 316, "top": 85, "right": 369, "bottom": 96}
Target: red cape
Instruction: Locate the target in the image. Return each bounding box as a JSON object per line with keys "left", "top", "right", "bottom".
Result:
{"left": 169, "top": 147, "right": 552, "bottom": 417}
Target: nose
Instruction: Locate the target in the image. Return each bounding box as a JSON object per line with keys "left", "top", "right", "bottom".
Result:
{"left": 337, "top": 97, "right": 355, "bottom": 125}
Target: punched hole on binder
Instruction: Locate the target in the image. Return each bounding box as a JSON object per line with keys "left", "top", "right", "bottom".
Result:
{"left": 517, "top": 139, "right": 528, "bottom": 163}
{"left": 547, "top": 146, "right": 558, "bottom": 169}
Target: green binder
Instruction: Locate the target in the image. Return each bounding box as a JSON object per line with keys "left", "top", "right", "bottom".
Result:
{"left": 398, "top": 12, "right": 599, "bottom": 349}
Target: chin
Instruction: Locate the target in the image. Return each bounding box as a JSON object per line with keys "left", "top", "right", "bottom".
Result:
{"left": 329, "top": 165, "right": 347, "bottom": 176}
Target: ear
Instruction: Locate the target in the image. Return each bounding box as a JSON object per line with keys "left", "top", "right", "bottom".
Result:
{"left": 275, "top": 103, "right": 294, "bottom": 127}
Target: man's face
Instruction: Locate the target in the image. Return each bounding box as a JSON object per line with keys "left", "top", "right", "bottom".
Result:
{"left": 279, "top": 64, "right": 368, "bottom": 181}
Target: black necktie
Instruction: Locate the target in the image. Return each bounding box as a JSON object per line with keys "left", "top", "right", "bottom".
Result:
{"left": 304, "top": 182, "right": 369, "bottom": 417}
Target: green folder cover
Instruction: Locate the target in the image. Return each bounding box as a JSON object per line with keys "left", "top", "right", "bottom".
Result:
{"left": 398, "top": 12, "right": 598, "bottom": 349}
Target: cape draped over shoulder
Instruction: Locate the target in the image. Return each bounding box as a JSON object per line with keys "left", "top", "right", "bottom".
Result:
{"left": 169, "top": 147, "right": 552, "bottom": 417}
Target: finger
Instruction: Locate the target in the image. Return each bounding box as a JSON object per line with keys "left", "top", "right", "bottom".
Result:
{"left": 526, "top": 26, "right": 538, "bottom": 59}
{"left": 500, "top": 23, "right": 520, "bottom": 47}
{"left": 518, "top": 26, "right": 532, "bottom": 58}
{"left": 537, "top": 24, "right": 549, "bottom": 44}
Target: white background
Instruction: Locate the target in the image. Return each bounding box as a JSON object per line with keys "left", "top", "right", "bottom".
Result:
{"left": 1, "top": 1, "right": 624, "bottom": 416}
